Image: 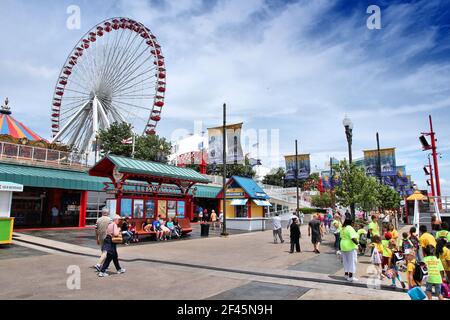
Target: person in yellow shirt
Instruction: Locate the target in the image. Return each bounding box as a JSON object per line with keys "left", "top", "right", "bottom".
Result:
{"left": 436, "top": 238, "right": 450, "bottom": 281}
{"left": 419, "top": 225, "right": 437, "bottom": 250}
{"left": 381, "top": 232, "right": 393, "bottom": 269}
{"left": 405, "top": 249, "right": 417, "bottom": 289}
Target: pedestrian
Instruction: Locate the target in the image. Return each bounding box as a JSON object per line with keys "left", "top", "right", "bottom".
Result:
{"left": 197, "top": 206, "right": 203, "bottom": 222}
{"left": 202, "top": 208, "right": 209, "bottom": 223}
{"left": 435, "top": 222, "right": 450, "bottom": 242}
{"left": 409, "top": 227, "right": 420, "bottom": 256}
{"left": 419, "top": 225, "right": 437, "bottom": 258}
{"left": 271, "top": 213, "right": 284, "bottom": 244}
{"left": 344, "top": 210, "right": 352, "bottom": 221}
{"left": 308, "top": 214, "right": 323, "bottom": 254}
{"left": 210, "top": 209, "right": 217, "bottom": 230}
{"left": 51, "top": 206, "right": 59, "bottom": 226}
{"left": 368, "top": 215, "right": 380, "bottom": 254}
{"left": 298, "top": 211, "right": 305, "bottom": 225}
{"left": 435, "top": 237, "right": 450, "bottom": 281}
{"left": 369, "top": 235, "right": 384, "bottom": 280}
{"left": 121, "top": 216, "right": 133, "bottom": 245}
{"left": 431, "top": 215, "right": 442, "bottom": 233}
{"left": 286, "top": 212, "right": 298, "bottom": 230}
{"left": 218, "top": 211, "right": 223, "bottom": 229}
{"left": 356, "top": 225, "right": 367, "bottom": 256}
{"left": 330, "top": 214, "right": 342, "bottom": 253}
{"left": 98, "top": 215, "right": 126, "bottom": 277}
{"left": 94, "top": 207, "right": 111, "bottom": 272}
{"left": 423, "top": 245, "right": 445, "bottom": 300}
{"left": 405, "top": 249, "right": 417, "bottom": 289}
{"left": 340, "top": 219, "right": 359, "bottom": 282}
{"left": 289, "top": 216, "right": 301, "bottom": 253}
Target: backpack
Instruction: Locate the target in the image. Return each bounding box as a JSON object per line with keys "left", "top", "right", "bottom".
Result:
{"left": 442, "top": 283, "right": 450, "bottom": 299}
{"left": 409, "top": 236, "right": 419, "bottom": 249}
{"left": 359, "top": 233, "right": 367, "bottom": 245}
{"left": 391, "top": 251, "right": 404, "bottom": 265}
{"left": 401, "top": 239, "right": 413, "bottom": 253}
{"left": 412, "top": 261, "right": 428, "bottom": 285}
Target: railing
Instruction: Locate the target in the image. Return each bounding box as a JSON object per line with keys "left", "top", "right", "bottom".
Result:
{"left": 0, "top": 141, "right": 86, "bottom": 169}
{"left": 428, "top": 196, "right": 450, "bottom": 215}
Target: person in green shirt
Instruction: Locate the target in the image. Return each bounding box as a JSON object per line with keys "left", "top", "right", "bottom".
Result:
{"left": 423, "top": 245, "right": 445, "bottom": 300}
{"left": 340, "top": 219, "right": 359, "bottom": 282}
{"left": 331, "top": 215, "right": 343, "bottom": 253}
{"left": 435, "top": 222, "right": 450, "bottom": 242}
{"left": 368, "top": 215, "right": 380, "bottom": 238}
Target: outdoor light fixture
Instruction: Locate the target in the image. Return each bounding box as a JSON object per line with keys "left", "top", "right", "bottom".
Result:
{"left": 423, "top": 165, "right": 430, "bottom": 175}
{"left": 342, "top": 116, "right": 353, "bottom": 130}
{"left": 419, "top": 135, "right": 431, "bottom": 150}
{"left": 426, "top": 179, "right": 431, "bottom": 186}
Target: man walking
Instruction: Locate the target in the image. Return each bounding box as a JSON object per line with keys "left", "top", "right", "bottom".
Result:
{"left": 271, "top": 213, "right": 284, "bottom": 244}
{"left": 308, "top": 214, "right": 323, "bottom": 254}
{"left": 210, "top": 210, "right": 217, "bottom": 230}
{"left": 289, "top": 216, "right": 301, "bottom": 253}
{"left": 51, "top": 206, "right": 59, "bottom": 226}
{"left": 94, "top": 207, "right": 111, "bottom": 272}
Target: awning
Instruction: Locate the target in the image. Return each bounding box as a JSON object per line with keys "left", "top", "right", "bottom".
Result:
{"left": 230, "top": 199, "right": 248, "bottom": 206}
{"left": 253, "top": 199, "right": 272, "bottom": 207}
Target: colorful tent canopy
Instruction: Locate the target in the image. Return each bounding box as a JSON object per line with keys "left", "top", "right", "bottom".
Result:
{"left": 0, "top": 109, "right": 44, "bottom": 141}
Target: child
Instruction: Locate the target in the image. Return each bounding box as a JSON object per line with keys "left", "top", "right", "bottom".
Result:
{"left": 357, "top": 225, "right": 368, "bottom": 256}
{"left": 423, "top": 245, "right": 445, "bottom": 300}
{"left": 381, "top": 232, "right": 393, "bottom": 270}
{"left": 405, "top": 249, "right": 417, "bottom": 289}
{"left": 388, "top": 240, "right": 406, "bottom": 289}
{"left": 370, "top": 235, "right": 384, "bottom": 280}
{"left": 129, "top": 222, "right": 138, "bottom": 243}
{"left": 409, "top": 227, "right": 420, "bottom": 256}
{"left": 401, "top": 232, "right": 414, "bottom": 253}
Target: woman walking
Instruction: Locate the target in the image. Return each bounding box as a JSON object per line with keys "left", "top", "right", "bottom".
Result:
{"left": 340, "top": 219, "right": 359, "bottom": 282}
{"left": 98, "top": 215, "right": 126, "bottom": 277}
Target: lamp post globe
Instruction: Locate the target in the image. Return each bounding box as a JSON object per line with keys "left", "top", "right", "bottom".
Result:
{"left": 342, "top": 116, "right": 353, "bottom": 130}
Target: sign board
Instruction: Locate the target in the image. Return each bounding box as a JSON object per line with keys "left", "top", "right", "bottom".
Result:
{"left": 363, "top": 148, "right": 396, "bottom": 177}
{"left": 208, "top": 123, "right": 244, "bottom": 164}
{"left": 0, "top": 182, "right": 23, "bottom": 192}
{"left": 284, "top": 154, "right": 311, "bottom": 180}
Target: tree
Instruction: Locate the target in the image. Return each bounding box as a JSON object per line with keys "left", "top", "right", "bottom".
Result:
{"left": 206, "top": 155, "right": 256, "bottom": 178}
{"left": 358, "top": 176, "right": 381, "bottom": 213}
{"left": 333, "top": 161, "right": 367, "bottom": 210}
{"left": 377, "top": 184, "right": 402, "bottom": 211}
{"left": 98, "top": 122, "right": 133, "bottom": 157}
{"left": 311, "top": 192, "right": 335, "bottom": 208}
{"left": 98, "top": 122, "right": 172, "bottom": 163}
{"left": 133, "top": 134, "right": 171, "bottom": 163}
{"left": 262, "top": 168, "right": 285, "bottom": 186}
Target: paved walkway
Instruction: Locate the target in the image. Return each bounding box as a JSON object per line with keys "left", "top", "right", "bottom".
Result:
{"left": 0, "top": 224, "right": 413, "bottom": 300}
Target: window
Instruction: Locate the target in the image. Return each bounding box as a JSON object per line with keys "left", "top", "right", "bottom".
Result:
{"left": 177, "top": 201, "right": 185, "bottom": 218}
{"left": 133, "top": 199, "right": 144, "bottom": 218}
{"left": 145, "top": 200, "right": 155, "bottom": 218}
{"left": 235, "top": 205, "right": 248, "bottom": 218}
{"left": 120, "top": 198, "right": 132, "bottom": 217}
{"left": 86, "top": 191, "right": 111, "bottom": 225}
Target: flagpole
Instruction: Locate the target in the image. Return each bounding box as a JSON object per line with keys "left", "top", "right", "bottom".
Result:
{"left": 131, "top": 133, "right": 135, "bottom": 159}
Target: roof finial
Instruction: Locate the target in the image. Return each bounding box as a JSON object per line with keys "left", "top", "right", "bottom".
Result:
{"left": 1, "top": 97, "right": 11, "bottom": 115}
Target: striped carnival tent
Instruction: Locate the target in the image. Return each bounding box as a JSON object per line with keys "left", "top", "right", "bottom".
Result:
{"left": 0, "top": 98, "right": 45, "bottom": 141}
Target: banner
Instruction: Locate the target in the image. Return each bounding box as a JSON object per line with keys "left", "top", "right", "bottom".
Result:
{"left": 363, "top": 148, "right": 396, "bottom": 177}
{"left": 207, "top": 123, "right": 244, "bottom": 164}
{"left": 321, "top": 170, "right": 331, "bottom": 190}
{"left": 284, "top": 154, "right": 310, "bottom": 180}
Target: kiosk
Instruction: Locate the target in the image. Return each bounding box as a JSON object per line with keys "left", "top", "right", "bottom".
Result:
{"left": 0, "top": 181, "right": 23, "bottom": 244}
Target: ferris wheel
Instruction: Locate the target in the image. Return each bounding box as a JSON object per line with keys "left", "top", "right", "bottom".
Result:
{"left": 50, "top": 17, "right": 166, "bottom": 155}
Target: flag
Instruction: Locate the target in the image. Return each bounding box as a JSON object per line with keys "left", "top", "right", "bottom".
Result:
{"left": 121, "top": 137, "right": 133, "bottom": 144}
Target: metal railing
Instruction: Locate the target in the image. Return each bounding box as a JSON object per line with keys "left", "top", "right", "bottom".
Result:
{"left": 428, "top": 196, "right": 450, "bottom": 216}
{"left": 0, "top": 141, "right": 86, "bottom": 168}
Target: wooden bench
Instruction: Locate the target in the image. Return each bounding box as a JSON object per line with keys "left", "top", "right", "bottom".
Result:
{"left": 130, "top": 218, "right": 193, "bottom": 240}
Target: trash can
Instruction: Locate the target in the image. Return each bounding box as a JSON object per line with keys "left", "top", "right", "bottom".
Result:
{"left": 200, "top": 223, "right": 210, "bottom": 237}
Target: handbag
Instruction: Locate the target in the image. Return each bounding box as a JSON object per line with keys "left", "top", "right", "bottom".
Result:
{"left": 111, "top": 232, "right": 123, "bottom": 244}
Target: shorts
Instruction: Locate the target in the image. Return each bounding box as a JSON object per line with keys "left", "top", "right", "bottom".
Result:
{"left": 381, "top": 256, "right": 389, "bottom": 268}
{"left": 311, "top": 234, "right": 321, "bottom": 244}
{"left": 425, "top": 283, "right": 442, "bottom": 297}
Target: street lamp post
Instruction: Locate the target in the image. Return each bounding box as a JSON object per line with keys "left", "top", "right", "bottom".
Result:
{"left": 342, "top": 116, "right": 355, "bottom": 220}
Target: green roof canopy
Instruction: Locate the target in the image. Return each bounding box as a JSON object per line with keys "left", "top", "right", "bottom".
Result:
{"left": 0, "top": 162, "right": 107, "bottom": 191}
{"left": 90, "top": 154, "right": 210, "bottom": 184}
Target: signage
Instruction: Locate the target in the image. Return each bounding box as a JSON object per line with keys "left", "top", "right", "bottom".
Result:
{"left": 284, "top": 154, "right": 311, "bottom": 180}
{"left": 208, "top": 123, "right": 244, "bottom": 164}
{"left": 0, "top": 183, "right": 23, "bottom": 192}
{"left": 226, "top": 192, "right": 245, "bottom": 197}
{"left": 363, "top": 148, "right": 396, "bottom": 177}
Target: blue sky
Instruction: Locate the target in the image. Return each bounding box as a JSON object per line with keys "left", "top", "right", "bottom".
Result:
{"left": 0, "top": 0, "right": 450, "bottom": 194}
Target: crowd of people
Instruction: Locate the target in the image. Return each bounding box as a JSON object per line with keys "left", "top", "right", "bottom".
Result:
{"left": 272, "top": 209, "right": 450, "bottom": 299}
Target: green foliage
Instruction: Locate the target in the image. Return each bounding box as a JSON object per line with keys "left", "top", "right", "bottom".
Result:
{"left": 334, "top": 161, "right": 380, "bottom": 213}
{"left": 98, "top": 122, "right": 171, "bottom": 163}
{"left": 298, "top": 207, "right": 326, "bottom": 214}
{"left": 311, "top": 192, "right": 336, "bottom": 208}
{"left": 207, "top": 155, "right": 256, "bottom": 178}
{"left": 133, "top": 134, "right": 171, "bottom": 163}
{"left": 262, "top": 168, "right": 285, "bottom": 186}
{"left": 98, "top": 122, "right": 133, "bottom": 157}
{"left": 377, "top": 184, "right": 402, "bottom": 210}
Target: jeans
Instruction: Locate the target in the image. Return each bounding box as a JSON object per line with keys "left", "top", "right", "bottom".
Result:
{"left": 273, "top": 228, "right": 283, "bottom": 243}
{"left": 425, "top": 283, "right": 442, "bottom": 297}
{"left": 122, "top": 231, "right": 132, "bottom": 243}
{"left": 101, "top": 246, "right": 121, "bottom": 273}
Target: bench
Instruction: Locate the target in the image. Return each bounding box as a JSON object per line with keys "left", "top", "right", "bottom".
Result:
{"left": 131, "top": 218, "right": 193, "bottom": 240}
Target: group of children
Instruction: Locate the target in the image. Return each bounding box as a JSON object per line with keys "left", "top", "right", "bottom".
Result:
{"left": 360, "top": 217, "right": 450, "bottom": 300}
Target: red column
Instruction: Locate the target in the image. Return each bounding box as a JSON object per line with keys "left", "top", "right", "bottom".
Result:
{"left": 429, "top": 115, "right": 441, "bottom": 198}
{"left": 428, "top": 157, "right": 436, "bottom": 197}
{"left": 247, "top": 199, "right": 252, "bottom": 218}
{"left": 79, "top": 191, "right": 87, "bottom": 227}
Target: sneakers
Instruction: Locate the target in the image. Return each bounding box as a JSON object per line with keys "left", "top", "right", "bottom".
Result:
{"left": 117, "top": 268, "right": 126, "bottom": 274}
{"left": 94, "top": 264, "right": 101, "bottom": 272}
{"left": 400, "top": 281, "right": 406, "bottom": 289}
{"left": 98, "top": 272, "right": 109, "bottom": 277}
{"left": 281, "top": 240, "right": 285, "bottom": 243}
